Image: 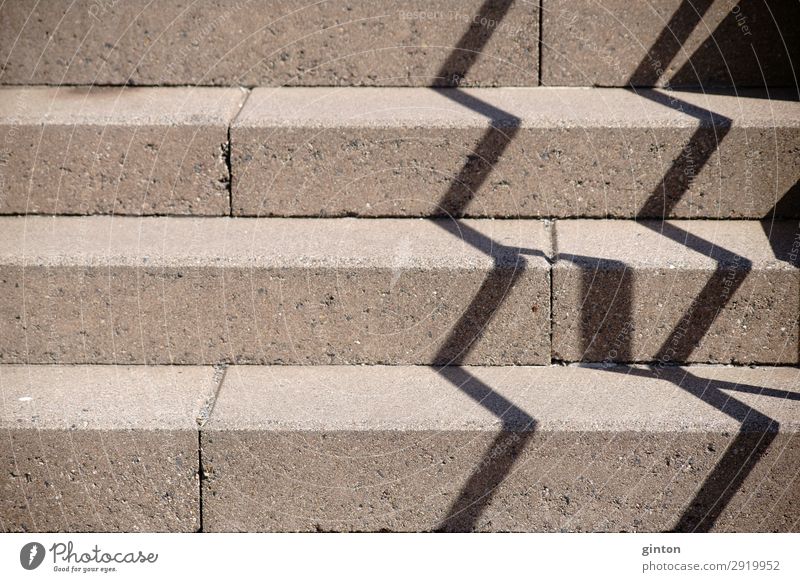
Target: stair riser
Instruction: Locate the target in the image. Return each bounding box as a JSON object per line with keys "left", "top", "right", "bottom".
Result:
{"left": 1, "top": 125, "right": 230, "bottom": 216}
{"left": 2, "top": 430, "right": 200, "bottom": 532}
{"left": 7, "top": 262, "right": 794, "bottom": 365}
{"left": 202, "top": 431, "right": 799, "bottom": 532}
{"left": 233, "top": 124, "right": 798, "bottom": 218}
{"left": 0, "top": 264, "right": 549, "bottom": 365}
{"left": 0, "top": 0, "right": 538, "bottom": 87}
{"left": 542, "top": 0, "right": 799, "bottom": 88}
{"left": 553, "top": 268, "right": 799, "bottom": 364}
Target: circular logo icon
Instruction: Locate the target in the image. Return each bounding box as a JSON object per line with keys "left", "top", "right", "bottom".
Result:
{"left": 20, "top": 542, "right": 46, "bottom": 570}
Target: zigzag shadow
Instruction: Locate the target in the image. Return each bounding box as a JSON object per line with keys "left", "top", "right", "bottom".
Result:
{"left": 428, "top": 0, "right": 794, "bottom": 532}
{"left": 603, "top": 365, "right": 786, "bottom": 532}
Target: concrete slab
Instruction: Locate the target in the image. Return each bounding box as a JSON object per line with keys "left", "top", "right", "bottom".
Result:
{"left": 201, "top": 364, "right": 800, "bottom": 531}
{"left": 0, "top": 86, "right": 247, "bottom": 215}
{"left": 231, "top": 87, "right": 800, "bottom": 218}
{"left": 0, "top": 0, "right": 539, "bottom": 87}
{"left": 552, "top": 220, "right": 800, "bottom": 364}
{"left": 0, "top": 216, "right": 551, "bottom": 365}
{"left": 0, "top": 364, "right": 220, "bottom": 532}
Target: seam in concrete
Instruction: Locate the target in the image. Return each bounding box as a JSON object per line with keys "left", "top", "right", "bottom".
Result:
{"left": 197, "top": 430, "right": 205, "bottom": 533}
{"left": 198, "top": 364, "right": 228, "bottom": 428}
{"left": 537, "top": 0, "right": 544, "bottom": 86}
{"left": 0, "top": 213, "right": 791, "bottom": 222}
{"left": 227, "top": 89, "right": 253, "bottom": 217}
{"left": 197, "top": 364, "right": 228, "bottom": 532}
{"left": 548, "top": 218, "right": 558, "bottom": 364}
{"left": 226, "top": 126, "right": 233, "bottom": 217}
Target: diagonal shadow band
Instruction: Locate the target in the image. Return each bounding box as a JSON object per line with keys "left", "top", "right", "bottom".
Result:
{"left": 571, "top": 91, "right": 772, "bottom": 531}
{"left": 627, "top": 0, "right": 715, "bottom": 86}
{"left": 671, "top": 430, "right": 778, "bottom": 532}
{"left": 434, "top": 0, "right": 518, "bottom": 86}
{"left": 625, "top": 11, "right": 784, "bottom": 529}
{"left": 434, "top": 366, "right": 537, "bottom": 531}
{"left": 626, "top": 88, "right": 733, "bottom": 218}
{"left": 429, "top": 8, "right": 544, "bottom": 528}
{"left": 581, "top": 0, "right": 787, "bottom": 531}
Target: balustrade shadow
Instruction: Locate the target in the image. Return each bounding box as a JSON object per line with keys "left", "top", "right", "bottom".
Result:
{"left": 433, "top": 0, "right": 517, "bottom": 87}
{"left": 424, "top": 0, "right": 794, "bottom": 532}
{"left": 623, "top": 1, "right": 790, "bottom": 531}
{"left": 429, "top": 93, "right": 540, "bottom": 531}
{"left": 603, "top": 365, "right": 792, "bottom": 531}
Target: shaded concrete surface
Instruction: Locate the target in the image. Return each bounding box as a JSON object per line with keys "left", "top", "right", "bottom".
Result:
{"left": 542, "top": 0, "right": 800, "bottom": 88}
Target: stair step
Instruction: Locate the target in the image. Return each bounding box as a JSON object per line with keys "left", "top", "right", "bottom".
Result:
{"left": 542, "top": 0, "right": 799, "bottom": 88}
{"left": 200, "top": 364, "right": 800, "bottom": 532}
{"left": 3, "top": 87, "right": 797, "bottom": 219}
{"left": 3, "top": 2, "right": 793, "bottom": 89}
{"left": 0, "top": 0, "right": 538, "bottom": 87}
{"left": 232, "top": 87, "right": 800, "bottom": 219}
{"left": 0, "top": 86, "right": 246, "bottom": 216}
{"left": 553, "top": 219, "right": 799, "bottom": 365}
{"left": 0, "top": 216, "right": 552, "bottom": 365}
{"left": 0, "top": 364, "right": 220, "bottom": 532}
{"left": 1, "top": 216, "right": 795, "bottom": 366}
{"left": 4, "top": 363, "right": 798, "bottom": 532}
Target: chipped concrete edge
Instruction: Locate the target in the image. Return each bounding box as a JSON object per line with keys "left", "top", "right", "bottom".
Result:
{"left": 197, "top": 364, "right": 228, "bottom": 428}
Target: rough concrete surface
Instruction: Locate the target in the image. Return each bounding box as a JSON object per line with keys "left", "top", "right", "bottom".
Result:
{"left": 232, "top": 87, "right": 800, "bottom": 218}
{"left": 201, "top": 364, "right": 800, "bottom": 532}
{"left": 0, "top": 365, "right": 220, "bottom": 532}
{"left": 541, "top": 0, "right": 800, "bottom": 88}
{"left": 553, "top": 220, "right": 800, "bottom": 364}
{"left": 0, "top": 0, "right": 538, "bottom": 87}
{"left": 0, "top": 86, "right": 247, "bottom": 215}
{"left": 0, "top": 216, "right": 551, "bottom": 365}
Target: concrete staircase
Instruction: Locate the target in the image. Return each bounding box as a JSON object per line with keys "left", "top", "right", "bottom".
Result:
{"left": 1, "top": 0, "right": 798, "bottom": 533}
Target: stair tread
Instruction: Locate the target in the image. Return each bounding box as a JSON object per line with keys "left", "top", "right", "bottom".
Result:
{"left": 0, "top": 86, "right": 247, "bottom": 126}
{"left": 0, "top": 364, "right": 218, "bottom": 430}
{"left": 236, "top": 87, "right": 800, "bottom": 128}
{"left": 0, "top": 215, "right": 791, "bottom": 269}
{"left": 208, "top": 364, "right": 800, "bottom": 432}
{"left": 3, "top": 363, "right": 797, "bottom": 433}
{"left": 0, "top": 216, "right": 550, "bottom": 268}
